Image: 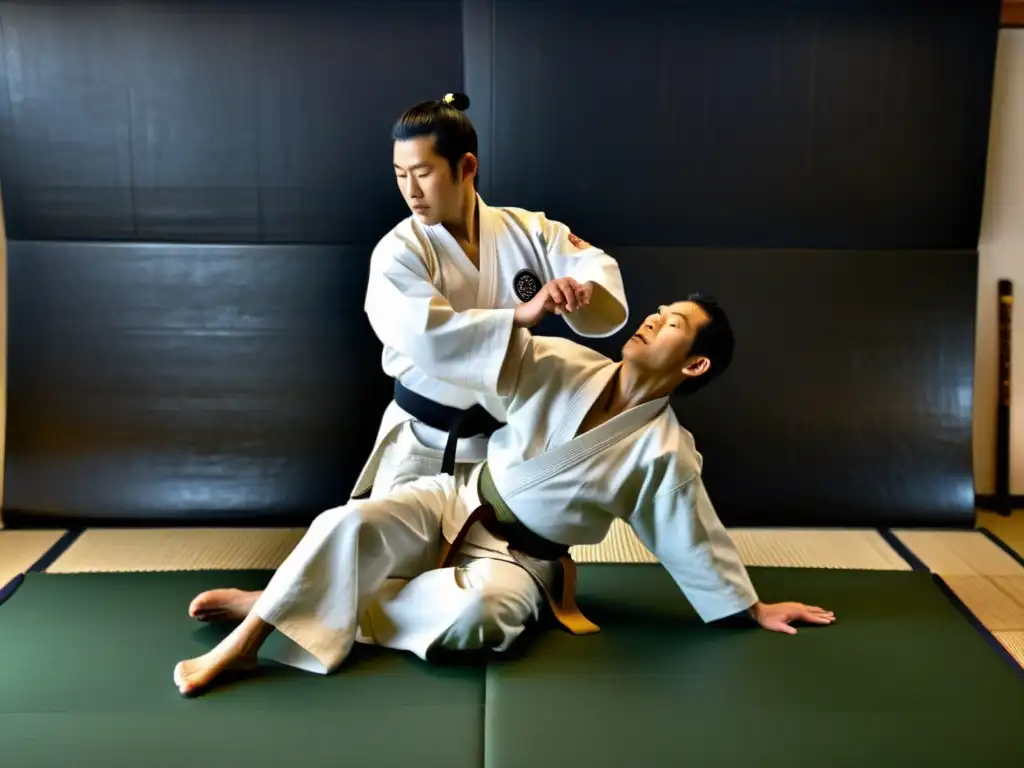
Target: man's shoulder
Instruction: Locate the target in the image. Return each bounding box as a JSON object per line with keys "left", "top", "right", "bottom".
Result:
{"left": 488, "top": 202, "right": 540, "bottom": 219}
{"left": 528, "top": 334, "right": 612, "bottom": 369}
{"left": 488, "top": 204, "right": 550, "bottom": 236}
{"left": 371, "top": 216, "right": 432, "bottom": 263}
{"left": 373, "top": 215, "right": 424, "bottom": 249}
{"left": 644, "top": 407, "right": 704, "bottom": 478}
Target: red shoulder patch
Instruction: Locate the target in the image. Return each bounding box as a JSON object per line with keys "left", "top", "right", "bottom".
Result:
{"left": 567, "top": 232, "right": 590, "bottom": 250}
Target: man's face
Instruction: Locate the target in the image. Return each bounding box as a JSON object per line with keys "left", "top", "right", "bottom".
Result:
{"left": 393, "top": 136, "right": 472, "bottom": 226}
{"left": 622, "top": 300, "right": 713, "bottom": 380}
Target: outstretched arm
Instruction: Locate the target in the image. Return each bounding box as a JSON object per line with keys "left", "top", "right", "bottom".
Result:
{"left": 533, "top": 214, "right": 629, "bottom": 338}
{"left": 627, "top": 474, "right": 759, "bottom": 624}
{"left": 364, "top": 237, "right": 530, "bottom": 399}
{"left": 627, "top": 474, "right": 835, "bottom": 633}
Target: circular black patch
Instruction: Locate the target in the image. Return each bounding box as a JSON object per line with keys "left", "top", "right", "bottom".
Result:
{"left": 513, "top": 269, "right": 542, "bottom": 302}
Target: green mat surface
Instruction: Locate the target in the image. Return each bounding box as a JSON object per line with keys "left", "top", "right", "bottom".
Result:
{"left": 1, "top": 566, "right": 1022, "bottom": 767}
{"left": 0, "top": 570, "right": 485, "bottom": 767}
{"left": 485, "top": 565, "right": 1024, "bottom": 767}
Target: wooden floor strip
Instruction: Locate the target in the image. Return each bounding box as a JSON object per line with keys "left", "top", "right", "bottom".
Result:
{"left": 976, "top": 511, "right": 1024, "bottom": 559}
{"left": 994, "top": 631, "right": 1024, "bottom": 668}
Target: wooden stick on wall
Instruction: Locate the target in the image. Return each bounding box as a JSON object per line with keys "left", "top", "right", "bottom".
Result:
{"left": 995, "top": 280, "right": 1014, "bottom": 516}
{"left": 0, "top": 183, "right": 6, "bottom": 527}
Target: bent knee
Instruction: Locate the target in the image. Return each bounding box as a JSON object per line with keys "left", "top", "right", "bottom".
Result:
{"left": 306, "top": 500, "right": 370, "bottom": 532}
{"left": 463, "top": 585, "right": 535, "bottom": 627}
{"left": 437, "top": 581, "right": 541, "bottom": 653}
{"left": 310, "top": 499, "right": 387, "bottom": 531}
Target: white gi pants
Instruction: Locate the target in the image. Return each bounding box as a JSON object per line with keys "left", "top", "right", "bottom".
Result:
{"left": 251, "top": 428, "right": 545, "bottom": 675}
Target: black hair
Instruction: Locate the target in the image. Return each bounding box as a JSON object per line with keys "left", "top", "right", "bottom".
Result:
{"left": 676, "top": 292, "right": 734, "bottom": 396}
{"left": 391, "top": 92, "right": 478, "bottom": 185}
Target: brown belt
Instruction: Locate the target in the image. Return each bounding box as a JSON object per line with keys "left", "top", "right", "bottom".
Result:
{"left": 438, "top": 504, "right": 599, "bottom": 636}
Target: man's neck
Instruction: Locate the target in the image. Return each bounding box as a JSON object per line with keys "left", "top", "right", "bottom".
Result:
{"left": 577, "top": 362, "right": 676, "bottom": 437}
{"left": 441, "top": 191, "right": 479, "bottom": 250}
{"left": 602, "top": 362, "right": 677, "bottom": 417}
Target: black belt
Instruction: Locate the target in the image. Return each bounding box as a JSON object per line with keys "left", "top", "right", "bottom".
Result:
{"left": 393, "top": 381, "right": 504, "bottom": 475}
{"left": 481, "top": 513, "right": 571, "bottom": 562}
{"left": 477, "top": 462, "right": 570, "bottom": 561}
{"left": 440, "top": 502, "right": 570, "bottom": 567}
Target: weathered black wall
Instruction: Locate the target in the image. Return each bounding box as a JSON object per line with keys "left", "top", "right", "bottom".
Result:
{"left": 4, "top": 242, "right": 393, "bottom": 524}
{"left": 0, "top": 0, "right": 463, "bottom": 243}
{"left": 0, "top": 0, "right": 1000, "bottom": 527}
{"left": 551, "top": 248, "right": 979, "bottom": 528}
{"left": 471, "top": 0, "right": 999, "bottom": 250}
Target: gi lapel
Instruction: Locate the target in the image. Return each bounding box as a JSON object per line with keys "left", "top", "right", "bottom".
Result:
{"left": 546, "top": 361, "right": 621, "bottom": 450}
{"left": 421, "top": 194, "right": 494, "bottom": 308}
{"left": 475, "top": 195, "right": 498, "bottom": 308}
{"left": 423, "top": 214, "right": 479, "bottom": 276}
{"left": 501, "top": 395, "right": 671, "bottom": 499}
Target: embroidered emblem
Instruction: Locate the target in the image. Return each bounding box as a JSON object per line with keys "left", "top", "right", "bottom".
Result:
{"left": 513, "top": 269, "right": 542, "bottom": 302}
{"left": 567, "top": 232, "right": 590, "bottom": 249}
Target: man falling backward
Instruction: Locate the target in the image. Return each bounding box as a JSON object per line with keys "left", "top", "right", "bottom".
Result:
{"left": 175, "top": 290, "right": 835, "bottom": 696}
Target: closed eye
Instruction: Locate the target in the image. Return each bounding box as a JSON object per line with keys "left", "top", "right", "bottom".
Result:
{"left": 659, "top": 307, "right": 690, "bottom": 331}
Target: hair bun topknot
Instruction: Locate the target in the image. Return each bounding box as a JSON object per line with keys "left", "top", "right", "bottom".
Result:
{"left": 442, "top": 92, "right": 471, "bottom": 111}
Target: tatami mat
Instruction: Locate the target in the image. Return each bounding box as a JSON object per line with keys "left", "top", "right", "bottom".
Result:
{"left": 573, "top": 521, "right": 910, "bottom": 570}
{"left": 941, "top": 576, "right": 1024, "bottom": 631}
{"left": 570, "top": 519, "right": 658, "bottom": 563}
{"left": 46, "top": 521, "right": 910, "bottom": 573}
{"left": 731, "top": 528, "right": 911, "bottom": 570}
{"left": 0, "top": 529, "right": 66, "bottom": 585}
{"left": 892, "top": 528, "right": 1024, "bottom": 636}
{"left": 892, "top": 530, "right": 1024, "bottom": 576}
{"left": 46, "top": 528, "right": 305, "bottom": 573}
{"left": 19, "top": 521, "right": 1024, "bottom": 670}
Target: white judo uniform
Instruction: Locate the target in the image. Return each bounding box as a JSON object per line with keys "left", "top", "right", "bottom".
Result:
{"left": 251, "top": 327, "right": 760, "bottom": 675}
{"left": 351, "top": 193, "right": 629, "bottom": 500}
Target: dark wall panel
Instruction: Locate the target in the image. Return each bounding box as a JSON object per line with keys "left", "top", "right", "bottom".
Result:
{"left": 535, "top": 248, "right": 979, "bottom": 527}
{"left": 126, "top": 4, "right": 261, "bottom": 242}
{"left": 3, "top": 242, "right": 393, "bottom": 524}
{"left": 482, "top": 0, "right": 1000, "bottom": 249}
{"left": 0, "top": 3, "right": 135, "bottom": 239}
{"left": 3, "top": 244, "right": 977, "bottom": 528}
{"left": 0, "top": 0, "right": 463, "bottom": 243}
{"left": 0, "top": 0, "right": 993, "bottom": 528}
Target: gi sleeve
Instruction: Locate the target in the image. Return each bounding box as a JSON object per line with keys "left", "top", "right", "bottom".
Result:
{"left": 364, "top": 236, "right": 530, "bottom": 399}
{"left": 534, "top": 213, "right": 629, "bottom": 338}
{"left": 626, "top": 473, "right": 759, "bottom": 623}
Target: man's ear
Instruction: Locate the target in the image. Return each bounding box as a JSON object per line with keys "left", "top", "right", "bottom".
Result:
{"left": 459, "top": 152, "right": 478, "bottom": 183}
{"left": 682, "top": 356, "right": 710, "bottom": 378}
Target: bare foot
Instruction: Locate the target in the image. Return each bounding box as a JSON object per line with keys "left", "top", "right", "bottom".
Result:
{"left": 189, "top": 588, "right": 262, "bottom": 622}
{"left": 173, "top": 647, "right": 259, "bottom": 697}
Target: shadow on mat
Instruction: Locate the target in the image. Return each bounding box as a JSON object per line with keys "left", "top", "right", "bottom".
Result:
{"left": 427, "top": 598, "right": 759, "bottom": 668}
{"left": 182, "top": 597, "right": 763, "bottom": 675}
{"left": 187, "top": 619, "right": 491, "bottom": 678}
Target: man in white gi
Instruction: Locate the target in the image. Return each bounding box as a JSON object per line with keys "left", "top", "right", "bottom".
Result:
{"left": 354, "top": 91, "right": 629, "bottom": 499}
{"left": 174, "top": 292, "right": 835, "bottom": 696}
{"left": 188, "top": 91, "right": 628, "bottom": 626}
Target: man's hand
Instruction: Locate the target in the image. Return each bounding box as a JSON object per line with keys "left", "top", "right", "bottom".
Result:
{"left": 513, "top": 278, "right": 594, "bottom": 329}
{"left": 749, "top": 601, "right": 835, "bottom": 635}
